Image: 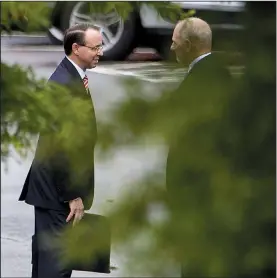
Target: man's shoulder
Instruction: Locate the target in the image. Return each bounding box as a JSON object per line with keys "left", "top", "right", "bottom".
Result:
{"left": 190, "top": 53, "right": 230, "bottom": 79}
{"left": 48, "top": 60, "right": 70, "bottom": 85}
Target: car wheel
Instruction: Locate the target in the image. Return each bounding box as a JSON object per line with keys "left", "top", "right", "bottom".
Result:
{"left": 47, "top": 27, "right": 63, "bottom": 45}
{"left": 58, "top": 1, "right": 139, "bottom": 61}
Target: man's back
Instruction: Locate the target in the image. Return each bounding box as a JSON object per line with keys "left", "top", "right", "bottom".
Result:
{"left": 178, "top": 53, "right": 231, "bottom": 95}
{"left": 166, "top": 53, "right": 233, "bottom": 196}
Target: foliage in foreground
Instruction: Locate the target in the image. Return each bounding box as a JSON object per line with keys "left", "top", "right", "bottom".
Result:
{"left": 1, "top": 1, "right": 275, "bottom": 277}
{"left": 73, "top": 2, "right": 275, "bottom": 276}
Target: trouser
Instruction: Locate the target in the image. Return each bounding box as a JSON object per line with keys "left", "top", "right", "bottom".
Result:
{"left": 31, "top": 207, "right": 72, "bottom": 278}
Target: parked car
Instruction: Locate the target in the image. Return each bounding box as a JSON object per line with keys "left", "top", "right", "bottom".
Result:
{"left": 47, "top": 1, "right": 245, "bottom": 61}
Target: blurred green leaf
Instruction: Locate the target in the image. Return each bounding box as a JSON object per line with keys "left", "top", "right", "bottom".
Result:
{"left": 1, "top": 1, "right": 50, "bottom": 32}
{"left": 1, "top": 1, "right": 275, "bottom": 277}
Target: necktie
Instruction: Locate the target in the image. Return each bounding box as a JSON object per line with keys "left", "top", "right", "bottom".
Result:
{"left": 83, "top": 75, "right": 89, "bottom": 92}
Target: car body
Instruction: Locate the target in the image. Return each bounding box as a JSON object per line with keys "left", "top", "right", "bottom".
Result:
{"left": 48, "top": 1, "right": 245, "bottom": 61}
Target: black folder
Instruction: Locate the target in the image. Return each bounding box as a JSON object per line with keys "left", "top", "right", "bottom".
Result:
{"left": 65, "top": 213, "right": 111, "bottom": 273}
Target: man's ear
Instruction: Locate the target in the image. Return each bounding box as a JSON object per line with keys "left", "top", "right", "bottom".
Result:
{"left": 72, "top": 43, "right": 79, "bottom": 56}
{"left": 185, "top": 39, "right": 192, "bottom": 52}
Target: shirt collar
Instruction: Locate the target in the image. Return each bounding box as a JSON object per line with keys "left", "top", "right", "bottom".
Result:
{"left": 188, "top": 52, "right": 211, "bottom": 73}
{"left": 66, "top": 56, "right": 86, "bottom": 79}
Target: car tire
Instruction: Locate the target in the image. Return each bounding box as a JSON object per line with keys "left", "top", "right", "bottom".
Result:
{"left": 58, "top": 1, "right": 139, "bottom": 61}
{"left": 47, "top": 29, "right": 63, "bottom": 45}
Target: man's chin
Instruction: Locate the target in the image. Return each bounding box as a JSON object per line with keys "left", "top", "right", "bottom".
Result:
{"left": 176, "top": 56, "right": 189, "bottom": 66}
{"left": 176, "top": 57, "right": 184, "bottom": 65}
{"left": 88, "top": 64, "right": 97, "bottom": 69}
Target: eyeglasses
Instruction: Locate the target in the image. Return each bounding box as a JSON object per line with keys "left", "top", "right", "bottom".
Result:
{"left": 80, "top": 44, "right": 103, "bottom": 52}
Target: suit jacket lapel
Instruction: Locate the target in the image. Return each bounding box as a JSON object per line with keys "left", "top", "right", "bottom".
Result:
{"left": 61, "top": 57, "right": 88, "bottom": 96}
{"left": 62, "top": 57, "right": 82, "bottom": 80}
{"left": 60, "top": 57, "right": 96, "bottom": 124}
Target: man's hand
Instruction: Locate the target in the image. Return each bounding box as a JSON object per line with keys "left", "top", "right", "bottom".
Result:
{"left": 66, "top": 197, "right": 84, "bottom": 226}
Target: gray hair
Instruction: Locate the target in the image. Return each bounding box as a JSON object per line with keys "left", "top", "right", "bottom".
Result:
{"left": 178, "top": 17, "right": 212, "bottom": 50}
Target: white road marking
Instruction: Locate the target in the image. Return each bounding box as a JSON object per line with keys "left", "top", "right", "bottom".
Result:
{"left": 2, "top": 46, "right": 63, "bottom": 52}
{"left": 90, "top": 64, "right": 243, "bottom": 83}
{"left": 89, "top": 64, "right": 184, "bottom": 83}
{"left": 2, "top": 44, "right": 156, "bottom": 53}
{"left": 2, "top": 41, "right": 243, "bottom": 83}
{"left": 98, "top": 62, "right": 164, "bottom": 70}
{"left": 1, "top": 33, "right": 46, "bottom": 38}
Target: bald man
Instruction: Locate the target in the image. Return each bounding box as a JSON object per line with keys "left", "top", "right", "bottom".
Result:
{"left": 171, "top": 17, "right": 213, "bottom": 69}
{"left": 166, "top": 18, "right": 233, "bottom": 277}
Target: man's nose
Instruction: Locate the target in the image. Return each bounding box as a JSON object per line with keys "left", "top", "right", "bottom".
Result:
{"left": 98, "top": 49, "right": 104, "bottom": 56}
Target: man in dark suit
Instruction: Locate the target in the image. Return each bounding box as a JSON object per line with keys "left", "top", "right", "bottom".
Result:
{"left": 19, "top": 23, "right": 103, "bottom": 278}
{"left": 166, "top": 18, "right": 233, "bottom": 276}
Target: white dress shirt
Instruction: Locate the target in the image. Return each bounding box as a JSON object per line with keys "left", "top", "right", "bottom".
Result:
{"left": 66, "top": 56, "right": 86, "bottom": 80}
{"left": 66, "top": 56, "right": 90, "bottom": 94}
{"left": 187, "top": 52, "right": 212, "bottom": 73}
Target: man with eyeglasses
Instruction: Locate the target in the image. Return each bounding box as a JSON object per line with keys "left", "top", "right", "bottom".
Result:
{"left": 19, "top": 23, "right": 103, "bottom": 278}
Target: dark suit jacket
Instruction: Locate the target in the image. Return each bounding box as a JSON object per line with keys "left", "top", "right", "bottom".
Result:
{"left": 19, "top": 57, "right": 97, "bottom": 211}
{"left": 166, "top": 53, "right": 232, "bottom": 202}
